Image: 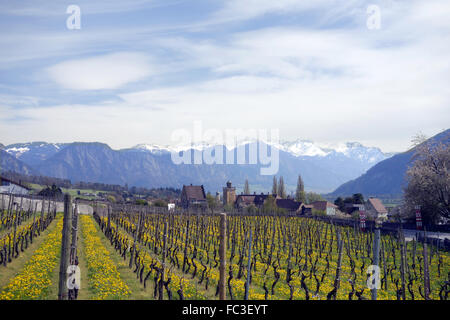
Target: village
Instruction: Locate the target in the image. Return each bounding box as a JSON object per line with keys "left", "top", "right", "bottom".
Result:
{"left": 0, "top": 174, "right": 388, "bottom": 221}
{"left": 180, "top": 181, "right": 388, "bottom": 221}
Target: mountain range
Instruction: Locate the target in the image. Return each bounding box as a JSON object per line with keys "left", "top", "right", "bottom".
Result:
{"left": 0, "top": 140, "right": 393, "bottom": 193}
{"left": 329, "top": 129, "right": 450, "bottom": 197}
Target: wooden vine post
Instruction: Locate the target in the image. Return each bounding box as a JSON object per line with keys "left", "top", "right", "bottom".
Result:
{"left": 69, "top": 202, "right": 79, "bottom": 300}
{"left": 244, "top": 228, "right": 253, "bottom": 300}
{"left": 331, "top": 228, "right": 343, "bottom": 300}
{"left": 160, "top": 220, "right": 168, "bottom": 300}
{"left": 106, "top": 204, "right": 111, "bottom": 237}
{"left": 12, "top": 203, "right": 18, "bottom": 259}
{"left": 40, "top": 198, "right": 45, "bottom": 231}
{"left": 399, "top": 229, "right": 407, "bottom": 300}
{"left": 423, "top": 229, "right": 431, "bottom": 300}
{"left": 219, "top": 213, "right": 227, "bottom": 300}
{"left": 70, "top": 202, "right": 79, "bottom": 265}
{"left": 182, "top": 219, "right": 190, "bottom": 272}
{"left": 372, "top": 226, "right": 380, "bottom": 300}
{"left": 129, "top": 211, "right": 141, "bottom": 268}
{"left": 58, "top": 194, "right": 72, "bottom": 300}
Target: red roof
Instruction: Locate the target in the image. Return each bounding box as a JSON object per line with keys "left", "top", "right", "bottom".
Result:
{"left": 276, "top": 199, "right": 302, "bottom": 211}
{"left": 182, "top": 185, "right": 206, "bottom": 201}
{"left": 368, "top": 198, "right": 387, "bottom": 214}
{"left": 311, "top": 201, "right": 337, "bottom": 211}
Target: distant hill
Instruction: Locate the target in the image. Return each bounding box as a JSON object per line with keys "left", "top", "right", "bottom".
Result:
{"left": 0, "top": 149, "right": 36, "bottom": 176}
{"left": 329, "top": 129, "right": 450, "bottom": 197}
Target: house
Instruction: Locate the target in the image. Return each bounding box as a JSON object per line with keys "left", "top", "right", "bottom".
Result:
{"left": 366, "top": 197, "right": 388, "bottom": 220}
{"left": 235, "top": 193, "right": 277, "bottom": 209}
{"left": 310, "top": 201, "right": 338, "bottom": 216}
{"left": 344, "top": 203, "right": 361, "bottom": 214}
{"left": 180, "top": 184, "right": 207, "bottom": 209}
{"left": 275, "top": 198, "right": 303, "bottom": 213}
{"left": 303, "top": 205, "right": 313, "bottom": 215}
{"left": 0, "top": 176, "right": 31, "bottom": 195}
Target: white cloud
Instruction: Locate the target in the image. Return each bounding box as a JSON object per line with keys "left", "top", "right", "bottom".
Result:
{"left": 1, "top": 0, "right": 450, "bottom": 153}
{"left": 46, "top": 52, "right": 153, "bottom": 90}
{"left": 212, "top": 0, "right": 359, "bottom": 23}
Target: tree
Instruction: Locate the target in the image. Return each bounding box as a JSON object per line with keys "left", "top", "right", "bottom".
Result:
{"left": 404, "top": 139, "right": 450, "bottom": 224}
{"left": 263, "top": 195, "right": 277, "bottom": 213}
{"left": 224, "top": 203, "right": 234, "bottom": 212}
{"left": 352, "top": 193, "right": 365, "bottom": 204}
{"left": 305, "top": 192, "right": 324, "bottom": 204}
{"left": 153, "top": 199, "right": 167, "bottom": 207}
{"left": 334, "top": 197, "right": 345, "bottom": 212}
{"left": 135, "top": 199, "right": 148, "bottom": 206}
{"left": 295, "top": 175, "right": 306, "bottom": 203}
{"left": 244, "top": 179, "right": 250, "bottom": 194}
{"left": 38, "top": 184, "right": 63, "bottom": 198}
{"left": 245, "top": 204, "right": 258, "bottom": 214}
{"left": 272, "top": 176, "right": 278, "bottom": 196}
{"left": 278, "top": 176, "right": 286, "bottom": 199}
{"left": 206, "top": 193, "right": 217, "bottom": 213}
{"left": 410, "top": 132, "right": 428, "bottom": 148}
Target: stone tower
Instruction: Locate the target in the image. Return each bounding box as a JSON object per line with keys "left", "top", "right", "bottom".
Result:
{"left": 223, "top": 181, "right": 236, "bottom": 206}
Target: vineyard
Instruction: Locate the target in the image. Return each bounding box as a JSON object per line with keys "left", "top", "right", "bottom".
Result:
{"left": 0, "top": 195, "right": 449, "bottom": 300}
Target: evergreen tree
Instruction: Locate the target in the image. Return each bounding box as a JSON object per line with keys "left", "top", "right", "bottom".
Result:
{"left": 244, "top": 179, "right": 250, "bottom": 194}
{"left": 278, "top": 176, "right": 286, "bottom": 199}
{"left": 263, "top": 195, "right": 277, "bottom": 213}
{"left": 334, "top": 197, "right": 345, "bottom": 212}
{"left": 352, "top": 193, "right": 365, "bottom": 204}
{"left": 295, "top": 175, "right": 306, "bottom": 203}
{"left": 272, "top": 176, "right": 278, "bottom": 196}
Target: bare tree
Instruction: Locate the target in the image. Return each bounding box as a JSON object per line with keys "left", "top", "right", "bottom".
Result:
{"left": 410, "top": 132, "right": 428, "bottom": 148}
{"left": 404, "top": 138, "right": 450, "bottom": 223}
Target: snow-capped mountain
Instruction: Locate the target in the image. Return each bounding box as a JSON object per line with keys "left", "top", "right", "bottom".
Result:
{"left": 129, "top": 139, "right": 391, "bottom": 163}
{"left": 278, "top": 140, "right": 329, "bottom": 157}
{"left": 129, "top": 143, "right": 173, "bottom": 154}
{"left": 4, "top": 142, "right": 68, "bottom": 166}
{"left": 1, "top": 139, "right": 394, "bottom": 193}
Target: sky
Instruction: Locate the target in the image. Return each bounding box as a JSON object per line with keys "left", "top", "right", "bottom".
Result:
{"left": 0, "top": 0, "right": 449, "bottom": 153}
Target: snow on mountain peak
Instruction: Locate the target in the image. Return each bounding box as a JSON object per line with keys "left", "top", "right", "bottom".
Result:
{"left": 5, "top": 146, "right": 30, "bottom": 158}
{"left": 132, "top": 144, "right": 173, "bottom": 153}
{"left": 279, "top": 140, "right": 329, "bottom": 157}
{"left": 131, "top": 139, "right": 390, "bottom": 161}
